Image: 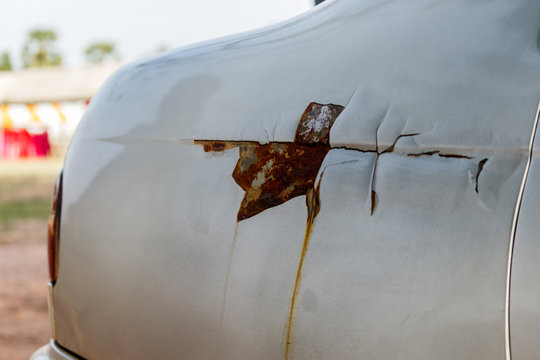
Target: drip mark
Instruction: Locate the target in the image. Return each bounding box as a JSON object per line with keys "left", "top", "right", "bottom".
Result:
{"left": 220, "top": 223, "right": 240, "bottom": 329}
{"left": 285, "top": 175, "right": 323, "bottom": 360}
{"left": 371, "top": 190, "right": 378, "bottom": 215}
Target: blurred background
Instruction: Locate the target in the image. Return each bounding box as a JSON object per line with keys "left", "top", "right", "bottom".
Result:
{"left": 0, "top": 0, "right": 321, "bottom": 358}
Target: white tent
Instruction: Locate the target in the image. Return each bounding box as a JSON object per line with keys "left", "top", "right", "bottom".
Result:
{"left": 0, "top": 64, "right": 119, "bottom": 104}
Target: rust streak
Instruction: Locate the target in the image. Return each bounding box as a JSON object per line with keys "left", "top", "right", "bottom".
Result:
{"left": 220, "top": 223, "right": 240, "bottom": 329}
{"left": 193, "top": 100, "right": 492, "bottom": 358}
{"left": 285, "top": 175, "right": 322, "bottom": 360}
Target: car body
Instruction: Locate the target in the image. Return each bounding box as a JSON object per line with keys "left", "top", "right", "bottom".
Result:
{"left": 32, "top": 0, "right": 540, "bottom": 359}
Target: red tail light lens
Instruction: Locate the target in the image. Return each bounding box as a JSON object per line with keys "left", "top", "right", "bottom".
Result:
{"left": 48, "top": 170, "right": 63, "bottom": 283}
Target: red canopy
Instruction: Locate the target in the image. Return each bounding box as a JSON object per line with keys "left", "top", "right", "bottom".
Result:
{"left": 1, "top": 128, "right": 50, "bottom": 159}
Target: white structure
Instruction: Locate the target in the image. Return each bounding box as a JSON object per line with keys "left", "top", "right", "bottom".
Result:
{"left": 0, "top": 65, "right": 119, "bottom": 157}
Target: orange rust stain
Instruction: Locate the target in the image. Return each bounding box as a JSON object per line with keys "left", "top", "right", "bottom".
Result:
{"left": 370, "top": 190, "right": 378, "bottom": 215}
{"left": 233, "top": 142, "right": 329, "bottom": 221}
{"left": 285, "top": 178, "right": 322, "bottom": 360}
{"left": 194, "top": 103, "right": 343, "bottom": 357}
{"left": 220, "top": 223, "right": 240, "bottom": 329}
{"left": 194, "top": 140, "right": 241, "bottom": 153}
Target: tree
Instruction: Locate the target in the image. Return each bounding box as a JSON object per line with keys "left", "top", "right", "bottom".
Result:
{"left": 0, "top": 52, "right": 12, "bottom": 71}
{"left": 84, "top": 42, "right": 119, "bottom": 64}
{"left": 21, "top": 29, "right": 62, "bottom": 68}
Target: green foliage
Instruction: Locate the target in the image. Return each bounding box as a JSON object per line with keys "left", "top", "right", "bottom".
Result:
{"left": 0, "top": 198, "right": 51, "bottom": 225}
{"left": 22, "top": 28, "right": 62, "bottom": 68}
{"left": 84, "top": 42, "right": 118, "bottom": 64}
{"left": 0, "top": 52, "right": 12, "bottom": 71}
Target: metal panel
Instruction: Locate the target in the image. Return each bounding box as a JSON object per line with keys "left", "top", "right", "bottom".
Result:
{"left": 52, "top": 0, "right": 540, "bottom": 358}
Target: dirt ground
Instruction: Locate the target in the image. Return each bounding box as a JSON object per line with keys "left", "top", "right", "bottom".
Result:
{"left": 0, "top": 243, "right": 50, "bottom": 360}
{"left": 0, "top": 160, "right": 62, "bottom": 360}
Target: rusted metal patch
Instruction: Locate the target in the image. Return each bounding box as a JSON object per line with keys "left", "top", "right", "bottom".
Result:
{"left": 233, "top": 142, "right": 329, "bottom": 221}
{"left": 193, "top": 140, "right": 245, "bottom": 153}
{"left": 196, "top": 102, "right": 343, "bottom": 222}
{"left": 295, "top": 103, "right": 344, "bottom": 144}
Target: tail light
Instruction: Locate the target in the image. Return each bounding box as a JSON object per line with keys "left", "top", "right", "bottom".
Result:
{"left": 48, "top": 170, "right": 63, "bottom": 283}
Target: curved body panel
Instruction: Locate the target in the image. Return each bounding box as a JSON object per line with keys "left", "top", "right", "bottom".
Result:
{"left": 51, "top": 0, "right": 540, "bottom": 359}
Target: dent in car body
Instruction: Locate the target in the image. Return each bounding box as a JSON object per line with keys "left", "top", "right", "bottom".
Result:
{"left": 196, "top": 100, "right": 493, "bottom": 358}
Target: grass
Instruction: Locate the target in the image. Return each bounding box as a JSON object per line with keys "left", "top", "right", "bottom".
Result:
{"left": 0, "top": 159, "right": 62, "bottom": 242}
{"left": 0, "top": 198, "right": 51, "bottom": 225}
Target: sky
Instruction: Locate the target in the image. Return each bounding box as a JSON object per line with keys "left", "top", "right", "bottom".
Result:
{"left": 0, "top": 0, "right": 314, "bottom": 69}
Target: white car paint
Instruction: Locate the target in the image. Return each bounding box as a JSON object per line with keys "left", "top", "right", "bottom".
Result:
{"left": 32, "top": 0, "right": 540, "bottom": 359}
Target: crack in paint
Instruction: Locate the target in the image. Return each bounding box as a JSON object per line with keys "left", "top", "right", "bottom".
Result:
{"left": 407, "top": 150, "right": 441, "bottom": 157}
{"left": 475, "top": 158, "right": 488, "bottom": 194}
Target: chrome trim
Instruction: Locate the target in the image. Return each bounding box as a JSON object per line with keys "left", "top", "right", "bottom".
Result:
{"left": 48, "top": 282, "right": 56, "bottom": 341}
{"left": 505, "top": 100, "right": 540, "bottom": 360}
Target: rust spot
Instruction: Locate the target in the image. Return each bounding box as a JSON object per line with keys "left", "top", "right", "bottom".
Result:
{"left": 195, "top": 104, "right": 343, "bottom": 358}
{"left": 196, "top": 103, "right": 344, "bottom": 222}
{"left": 233, "top": 142, "right": 329, "bottom": 221}
{"left": 295, "top": 103, "right": 344, "bottom": 144}
{"left": 194, "top": 140, "right": 240, "bottom": 153}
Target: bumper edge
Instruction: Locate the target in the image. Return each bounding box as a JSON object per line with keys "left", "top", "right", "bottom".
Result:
{"left": 29, "top": 340, "right": 77, "bottom": 360}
